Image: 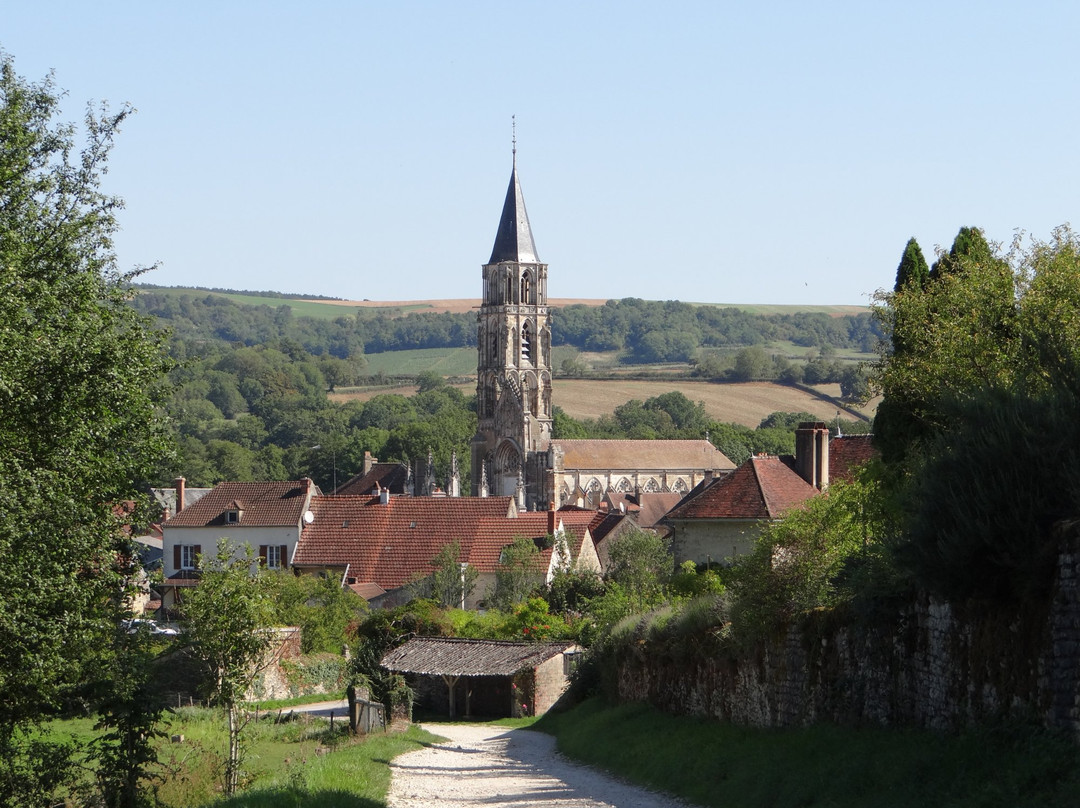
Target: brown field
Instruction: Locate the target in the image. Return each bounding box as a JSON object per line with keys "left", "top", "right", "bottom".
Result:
{"left": 331, "top": 379, "right": 875, "bottom": 428}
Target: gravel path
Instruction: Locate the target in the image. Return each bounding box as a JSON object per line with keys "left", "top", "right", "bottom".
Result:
{"left": 387, "top": 722, "right": 687, "bottom": 808}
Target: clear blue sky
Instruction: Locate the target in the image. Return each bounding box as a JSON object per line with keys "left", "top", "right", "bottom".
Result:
{"left": 5, "top": 2, "right": 1077, "bottom": 305}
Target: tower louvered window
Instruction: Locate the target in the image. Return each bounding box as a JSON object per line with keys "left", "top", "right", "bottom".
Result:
{"left": 521, "top": 322, "right": 532, "bottom": 363}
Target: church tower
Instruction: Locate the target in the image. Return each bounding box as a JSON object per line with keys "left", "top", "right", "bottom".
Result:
{"left": 470, "top": 144, "right": 553, "bottom": 507}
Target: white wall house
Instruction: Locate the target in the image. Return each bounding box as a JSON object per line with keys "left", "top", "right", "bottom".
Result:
{"left": 159, "top": 479, "right": 318, "bottom": 613}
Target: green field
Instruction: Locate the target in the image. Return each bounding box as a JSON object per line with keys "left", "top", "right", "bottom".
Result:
{"left": 360, "top": 346, "right": 478, "bottom": 376}
{"left": 135, "top": 286, "right": 417, "bottom": 320}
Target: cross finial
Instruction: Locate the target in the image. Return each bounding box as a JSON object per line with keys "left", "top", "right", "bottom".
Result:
{"left": 512, "top": 115, "right": 517, "bottom": 164}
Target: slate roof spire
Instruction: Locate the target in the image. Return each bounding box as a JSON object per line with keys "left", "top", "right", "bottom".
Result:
{"left": 488, "top": 118, "right": 539, "bottom": 264}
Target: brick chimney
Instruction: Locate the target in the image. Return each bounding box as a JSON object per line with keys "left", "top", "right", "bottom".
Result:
{"left": 794, "top": 422, "right": 830, "bottom": 490}
{"left": 174, "top": 476, "right": 186, "bottom": 516}
{"left": 547, "top": 502, "right": 557, "bottom": 536}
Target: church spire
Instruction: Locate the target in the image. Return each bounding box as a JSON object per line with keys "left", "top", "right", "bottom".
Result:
{"left": 488, "top": 119, "right": 539, "bottom": 264}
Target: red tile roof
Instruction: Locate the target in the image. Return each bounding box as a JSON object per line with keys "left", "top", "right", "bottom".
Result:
{"left": 665, "top": 456, "right": 817, "bottom": 521}
{"left": 292, "top": 496, "right": 517, "bottom": 590}
{"left": 829, "top": 435, "right": 877, "bottom": 483}
{"left": 293, "top": 496, "right": 600, "bottom": 591}
{"left": 334, "top": 463, "right": 410, "bottom": 496}
{"left": 164, "top": 480, "right": 316, "bottom": 528}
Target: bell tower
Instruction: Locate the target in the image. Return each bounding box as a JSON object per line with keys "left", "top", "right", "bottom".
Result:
{"left": 470, "top": 139, "right": 553, "bottom": 507}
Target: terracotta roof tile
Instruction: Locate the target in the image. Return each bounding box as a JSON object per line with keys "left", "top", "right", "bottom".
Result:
{"left": 334, "top": 463, "right": 410, "bottom": 496}
{"left": 553, "top": 439, "right": 734, "bottom": 471}
{"left": 829, "top": 435, "right": 877, "bottom": 483}
{"left": 292, "top": 496, "right": 516, "bottom": 590}
{"left": 164, "top": 480, "right": 316, "bottom": 528}
{"left": 665, "top": 456, "right": 817, "bottom": 521}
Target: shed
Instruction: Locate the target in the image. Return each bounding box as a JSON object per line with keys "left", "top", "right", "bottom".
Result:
{"left": 381, "top": 637, "right": 580, "bottom": 718}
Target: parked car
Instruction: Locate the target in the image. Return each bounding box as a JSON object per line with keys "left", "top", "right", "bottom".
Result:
{"left": 122, "top": 618, "right": 180, "bottom": 637}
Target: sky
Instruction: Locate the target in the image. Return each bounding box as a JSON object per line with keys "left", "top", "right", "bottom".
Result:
{"left": 4, "top": 2, "right": 1078, "bottom": 306}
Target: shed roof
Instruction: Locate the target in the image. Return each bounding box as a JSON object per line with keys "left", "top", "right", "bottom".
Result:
{"left": 381, "top": 637, "right": 576, "bottom": 677}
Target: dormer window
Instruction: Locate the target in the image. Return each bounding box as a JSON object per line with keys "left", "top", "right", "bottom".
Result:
{"left": 224, "top": 500, "right": 244, "bottom": 524}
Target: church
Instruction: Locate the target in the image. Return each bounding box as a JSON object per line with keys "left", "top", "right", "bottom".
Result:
{"left": 469, "top": 148, "right": 733, "bottom": 510}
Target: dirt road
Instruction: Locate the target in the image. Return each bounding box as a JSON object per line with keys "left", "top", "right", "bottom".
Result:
{"left": 387, "top": 722, "right": 687, "bottom": 808}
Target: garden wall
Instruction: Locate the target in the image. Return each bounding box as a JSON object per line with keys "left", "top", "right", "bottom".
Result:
{"left": 616, "top": 529, "right": 1080, "bottom": 739}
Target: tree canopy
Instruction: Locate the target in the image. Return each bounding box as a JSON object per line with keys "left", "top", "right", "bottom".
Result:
{"left": 0, "top": 51, "right": 174, "bottom": 806}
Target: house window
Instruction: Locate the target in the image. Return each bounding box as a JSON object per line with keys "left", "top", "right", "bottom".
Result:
{"left": 564, "top": 650, "right": 581, "bottom": 676}
{"left": 180, "top": 545, "right": 198, "bottom": 570}
{"left": 260, "top": 544, "right": 288, "bottom": 569}
{"left": 225, "top": 510, "right": 240, "bottom": 524}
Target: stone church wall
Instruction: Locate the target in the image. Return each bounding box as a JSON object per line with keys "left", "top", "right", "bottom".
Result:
{"left": 615, "top": 536, "right": 1080, "bottom": 739}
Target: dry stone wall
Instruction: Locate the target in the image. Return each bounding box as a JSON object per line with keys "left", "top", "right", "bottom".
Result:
{"left": 616, "top": 534, "right": 1080, "bottom": 739}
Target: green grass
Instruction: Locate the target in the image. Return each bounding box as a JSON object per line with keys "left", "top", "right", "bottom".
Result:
{"left": 248, "top": 692, "right": 346, "bottom": 710}
{"left": 534, "top": 698, "right": 1080, "bottom": 808}
{"left": 359, "top": 347, "right": 478, "bottom": 376}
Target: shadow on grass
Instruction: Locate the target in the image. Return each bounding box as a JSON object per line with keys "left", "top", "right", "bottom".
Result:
{"left": 212, "top": 788, "right": 381, "bottom": 808}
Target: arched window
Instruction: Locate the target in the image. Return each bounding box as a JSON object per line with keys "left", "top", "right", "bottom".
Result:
{"left": 521, "top": 322, "right": 533, "bottom": 364}
{"left": 521, "top": 271, "right": 532, "bottom": 304}
{"left": 506, "top": 271, "right": 514, "bottom": 303}
{"left": 586, "top": 478, "right": 604, "bottom": 509}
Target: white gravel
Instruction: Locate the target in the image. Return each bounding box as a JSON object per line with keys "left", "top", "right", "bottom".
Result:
{"left": 386, "top": 722, "right": 689, "bottom": 808}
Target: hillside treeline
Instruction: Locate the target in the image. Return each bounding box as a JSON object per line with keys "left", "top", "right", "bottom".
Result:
{"left": 132, "top": 290, "right": 882, "bottom": 363}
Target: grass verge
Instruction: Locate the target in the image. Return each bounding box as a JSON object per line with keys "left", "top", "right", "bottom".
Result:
{"left": 533, "top": 698, "right": 1080, "bottom": 808}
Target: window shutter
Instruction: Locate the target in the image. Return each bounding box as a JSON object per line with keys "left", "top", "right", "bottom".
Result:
{"left": 173, "top": 545, "right": 181, "bottom": 570}
{"left": 259, "top": 545, "right": 268, "bottom": 565}
{"left": 280, "top": 545, "right": 289, "bottom": 569}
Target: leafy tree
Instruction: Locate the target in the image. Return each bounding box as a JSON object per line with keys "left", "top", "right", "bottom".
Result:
{"left": 0, "top": 52, "right": 172, "bottom": 806}
{"left": 729, "top": 475, "right": 889, "bottom": 644}
{"left": 266, "top": 572, "right": 367, "bottom": 654}
{"left": 893, "top": 236, "right": 930, "bottom": 292}
{"left": 491, "top": 535, "right": 545, "bottom": 609}
{"left": 732, "top": 345, "right": 773, "bottom": 381}
{"left": 179, "top": 541, "right": 274, "bottom": 797}
{"left": 604, "top": 528, "right": 673, "bottom": 613}
{"left": 429, "top": 542, "right": 479, "bottom": 608}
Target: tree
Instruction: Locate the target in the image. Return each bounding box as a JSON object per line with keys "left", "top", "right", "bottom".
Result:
{"left": 179, "top": 541, "right": 274, "bottom": 797}
{"left": 491, "top": 535, "right": 544, "bottom": 609}
{"left": 604, "top": 528, "right": 673, "bottom": 612}
{"left": 893, "top": 237, "right": 929, "bottom": 292}
{"left": 0, "top": 52, "right": 172, "bottom": 806}
{"left": 427, "top": 542, "right": 479, "bottom": 608}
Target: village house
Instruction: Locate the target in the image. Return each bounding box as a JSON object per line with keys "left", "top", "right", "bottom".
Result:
{"left": 158, "top": 478, "right": 319, "bottom": 613}
{"left": 663, "top": 423, "right": 876, "bottom": 566}
{"left": 290, "top": 494, "right": 604, "bottom": 608}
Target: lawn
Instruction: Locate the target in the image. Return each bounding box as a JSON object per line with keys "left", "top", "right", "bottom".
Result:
{"left": 534, "top": 698, "right": 1080, "bottom": 808}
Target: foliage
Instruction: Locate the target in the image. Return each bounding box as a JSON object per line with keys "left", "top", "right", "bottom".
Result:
{"left": 899, "top": 387, "right": 1080, "bottom": 601}
{"left": 265, "top": 572, "right": 367, "bottom": 654}
{"left": 179, "top": 541, "right": 275, "bottom": 796}
{"left": 873, "top": 226, "right": 1080, "bottom": 599}
{"left": 0, "top": 52, "right": 174, "bottom": 807}
{"left": 603, "top": 528, "right": 674, "bottom": 613}
{"left": 490, "top": 535, "right": 545, "bottom": 610}
{"left": 421, "top": 542, "right": 479, "bottom": 609}
{"left": 727, "top": 475, "right": 890, "bottom": 644}
{"left": 893, "top": 236, "right": 930, "bottom": 292}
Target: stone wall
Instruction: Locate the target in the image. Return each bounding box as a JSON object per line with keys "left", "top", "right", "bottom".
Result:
{"left": 616, "top": 534, "right": 1080, "bottom": 740}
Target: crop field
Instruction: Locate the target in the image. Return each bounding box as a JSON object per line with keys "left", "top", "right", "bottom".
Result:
{"left": 332, "top": 377, "right": 874, "bottom": 428}
{"left": 358, "top": 346, "right": 479, "bottom": 376}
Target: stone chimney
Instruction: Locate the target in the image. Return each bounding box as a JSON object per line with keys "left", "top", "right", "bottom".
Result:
{"left": 174, "top": 476, "right": 186, "bottom": 516}
{"left": 795, "top": 422, "right": 830, "bottom": 490}
{"left": 547, "top": 502, "right": 557, "bottom": 536}
{"left": 362, "top": 451, "right": 377, "bottom": 475}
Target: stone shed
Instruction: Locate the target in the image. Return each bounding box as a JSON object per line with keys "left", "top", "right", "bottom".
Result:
{"left": 381, "top": 637, "right": 580, "bottom": 719}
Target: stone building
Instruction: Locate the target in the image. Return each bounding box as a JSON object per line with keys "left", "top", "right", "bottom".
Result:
{"left": 470, "top": 148, "right": 733, "bottom": 510}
